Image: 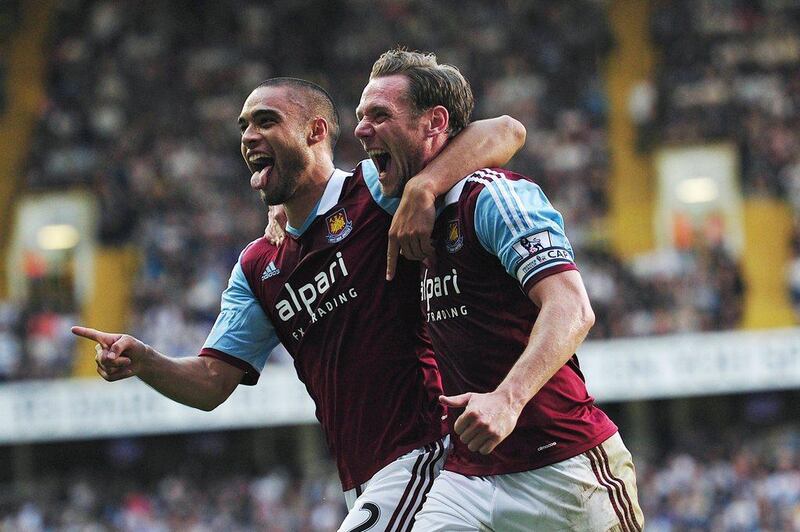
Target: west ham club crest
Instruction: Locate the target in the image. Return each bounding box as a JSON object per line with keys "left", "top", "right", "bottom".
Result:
{"left": 445, "top": 219, "right": 464, "bottom": 253}
{"left": 326, "top": 208, "right": 353, "bottom": 243}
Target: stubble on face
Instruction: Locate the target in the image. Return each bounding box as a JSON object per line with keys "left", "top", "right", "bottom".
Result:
{"left": 240, "top": 86, "right": 313, "bottom": 207}
{"left": 381, "top": 135, "right": 425, "bottom": 198}
{"left": 357, "top": 75, "right": 430, "bottom": 199}
{"left": 259, "top": 141, "right": 308, "bottom": 206}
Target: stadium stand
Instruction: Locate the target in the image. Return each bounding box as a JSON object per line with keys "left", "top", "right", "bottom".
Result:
{"left": 1, "top": 0, "right": 798, "bottom": 529}
{"left": 2, "top": 420, "right": 800, "bottom": 530}
{"left": 0, "top": 1, "right": 22, "bottom": 114}
{"left": 648, "top": 0, "right": 800, "bottom": 198}
{"left": 647, "top": 0, "right": 800, "bottom": 326}
{"left": 2, "top": 0, "right": 748, "bottom": 380}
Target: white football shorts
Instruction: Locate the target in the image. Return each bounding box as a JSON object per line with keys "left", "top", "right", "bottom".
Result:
{"left": 338, "top": 435, "right": 449, "bottom": 532}
{"left": 412, "top": 432, "right": 643, "bottom": 531}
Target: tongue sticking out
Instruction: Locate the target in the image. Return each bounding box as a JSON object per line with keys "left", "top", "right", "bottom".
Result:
{"left": 250, "top": 166, "right": 273, "bottom": 189}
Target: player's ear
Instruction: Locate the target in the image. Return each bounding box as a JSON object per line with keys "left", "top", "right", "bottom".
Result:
{"left": 308, "top": 117, "right": 329, "bottom": 146}
{"left": 427, "top": 105, "right": 449, "bottom": 137}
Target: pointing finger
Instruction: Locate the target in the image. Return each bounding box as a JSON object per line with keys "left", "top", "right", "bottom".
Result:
{"left": 386, "top": 235, "right": 400, "bottom": 281}
{"left": 72, "top": 326, "right": 118, "bottom": 347}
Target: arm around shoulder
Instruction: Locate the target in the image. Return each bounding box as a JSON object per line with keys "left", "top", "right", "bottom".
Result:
{"left": 383, "top": 115, "right": 527, "bottom": 274}
{"left": 412, "top": 115, "right": 527, "bottom": 198}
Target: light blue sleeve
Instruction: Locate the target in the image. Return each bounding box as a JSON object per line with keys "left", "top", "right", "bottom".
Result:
{"left": 362, "top": 158, "right": 401, "bottom": 215}
{"left": 473, "top": 176, "right": 575, "bottom": 287}
{"left": 203, "top": 260, "right": 279, "bottom": 372}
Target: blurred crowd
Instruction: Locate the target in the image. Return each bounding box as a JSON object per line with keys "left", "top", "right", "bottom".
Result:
{"left": 646, "top": 0, "right": 800, "bottom": 199}
{"left": 1, "top": 423, "right": 799, "bottom": 531}
{"left": 646, "top": 0, "right": 800, "bottom": 324}
{"left": 0, "top": 2, "right": 796, "bottom": 530}
{"left": 0, "top": 0, "right": 752, "bottom": 381}
{"left": 641, "top": 425, "right": 800, "bottom": 531}
{"left": 0, "top": 1, "right": 21, "bottom": 113}
{"left": 0, "top": 469, "right": 347, "bottom": 531}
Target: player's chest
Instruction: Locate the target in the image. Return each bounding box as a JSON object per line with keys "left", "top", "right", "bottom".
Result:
{"left": 252, "top": 203, "right": 389, "bottom": 328}
{"left": 428, "top": 209, "right": 490, "bottom": 277}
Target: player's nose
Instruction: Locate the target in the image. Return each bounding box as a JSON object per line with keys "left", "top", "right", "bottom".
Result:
{"left": 354, "top": 118, "right": 373, "bottom": 140}
{"left": 241, "top": 123, "right": 261, "bottom": 147}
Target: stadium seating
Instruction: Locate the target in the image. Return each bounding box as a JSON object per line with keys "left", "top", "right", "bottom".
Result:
{"left": 3, "top": 0, "right": 797, "bottom": 529}
{"left": 1, "top": 0, "right": 751, "bottom": 380}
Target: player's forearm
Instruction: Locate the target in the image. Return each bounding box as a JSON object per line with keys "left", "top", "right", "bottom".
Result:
{"left": 136, "top": 348, "right": 237, "bottom": 411}
{"left": 495, "top": 297, "right": 595, "bottom": 412}
{"left": 413, "top": 115, "right": 526, "bottom": 197}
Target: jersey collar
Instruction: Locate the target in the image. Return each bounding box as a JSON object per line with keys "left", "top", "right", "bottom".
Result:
{"left": 286, "top": 168, "right": 351, "bottom": 237}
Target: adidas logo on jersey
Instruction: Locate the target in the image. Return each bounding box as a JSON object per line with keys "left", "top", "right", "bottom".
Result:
{"left": 261, "top": 261, "right": 281, "bottom": 280}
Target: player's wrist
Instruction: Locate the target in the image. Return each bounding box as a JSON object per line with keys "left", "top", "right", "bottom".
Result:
{"left": 406, "top": 171, "right": 440, "bottom": 200}
{"left": 494, "top": 383, "right": 528, "bottom": 415}
{"left": 136, "top": 343, "right": 158, "bottom": 376}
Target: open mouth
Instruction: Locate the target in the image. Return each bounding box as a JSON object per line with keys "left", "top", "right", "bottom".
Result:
{"left": 248, "top": 154, "right": 275, "bottom": 189}
{"left": 368, "top": 150, "right": 391, "bottom": 177}
{"left": 249, "top": 154, "right": 274, "bottom": 172}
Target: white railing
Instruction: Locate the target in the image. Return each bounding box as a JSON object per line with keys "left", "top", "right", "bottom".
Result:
{"left": 1, "top": 327, "right": 799, "bottom": 444}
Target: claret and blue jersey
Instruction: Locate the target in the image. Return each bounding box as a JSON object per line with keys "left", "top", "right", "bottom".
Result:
{"left": 199, "top": 160, "right": 446, "bottom": 491}
{"left": 423, "top": 167, "right": 618, "bottom": 477}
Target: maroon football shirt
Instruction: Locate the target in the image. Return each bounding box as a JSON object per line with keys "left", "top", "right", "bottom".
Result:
{"left": 422, "top": 168, "right": 617, "bottom": 476}
{"left": 202, "top": 163, "right": 446, "bottom": 490}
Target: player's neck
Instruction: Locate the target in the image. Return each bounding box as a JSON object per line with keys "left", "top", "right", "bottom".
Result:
{"left": 283, "top": 160, "right": 335, "bottom": 228}
{"left": 421, "top": 136, "right": 450, "bottom": 170}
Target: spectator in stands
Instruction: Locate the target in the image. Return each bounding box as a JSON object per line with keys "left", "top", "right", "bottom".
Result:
{"left": 6, "top": 0, "right": 746, "bottom": 378}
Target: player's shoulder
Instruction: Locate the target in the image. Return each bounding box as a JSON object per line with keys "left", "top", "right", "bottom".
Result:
{"left": 445, "top": 168, "right": 539, "bottom": 206}
{"left": 330, "top": 160, "right": 372, "bottom": 200}
{"left": 239, "top": 237, "right": 276, "bottom": 269}
{"left": 350, "top": 159, "right": 374, "bottom": 183}
{"left": 466, "top": 167, "right": 538, "bottom": 188}
{"left": 353, "top": 158, "right": 399, "bottom": 214}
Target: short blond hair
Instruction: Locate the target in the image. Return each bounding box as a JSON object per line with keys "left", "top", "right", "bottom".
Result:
{"left": 370, "top": 48, "right": 474, "bottom": 137}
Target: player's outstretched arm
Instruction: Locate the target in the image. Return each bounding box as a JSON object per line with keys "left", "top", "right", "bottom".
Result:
{"left": 386, "top": 115, "right": 526, "bottom": 280}
{"left": 440, "top": 270, "right": 594, "bottom": 455}
{"left": 72, "top": 326, "right": 244, "bottom": 411}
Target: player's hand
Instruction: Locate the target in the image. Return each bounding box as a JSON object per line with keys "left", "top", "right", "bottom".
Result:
{"left": 72, "top": 326, "right": 149, "bottom": 382}
{"left": 439, "top": 391, "right": 522, "bottom": 455}
{"left": 265, "top": 205, "right": 288, "bottom": 245}
{"left": 386, "top": 179, "right": 436, "bottom": 280}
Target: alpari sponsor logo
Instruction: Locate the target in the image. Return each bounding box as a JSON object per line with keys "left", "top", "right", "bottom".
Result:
{"left": 420, "top": 267, "right": 469, "bottom": 322}
{"left": 427, "top": 305, "right": 468, "bottom": 323}
{"left": 277, "top": 252, "right": 357, "bottom": 323}
{"left": 420, "top": 268, "right": 461, "bottom": 311}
